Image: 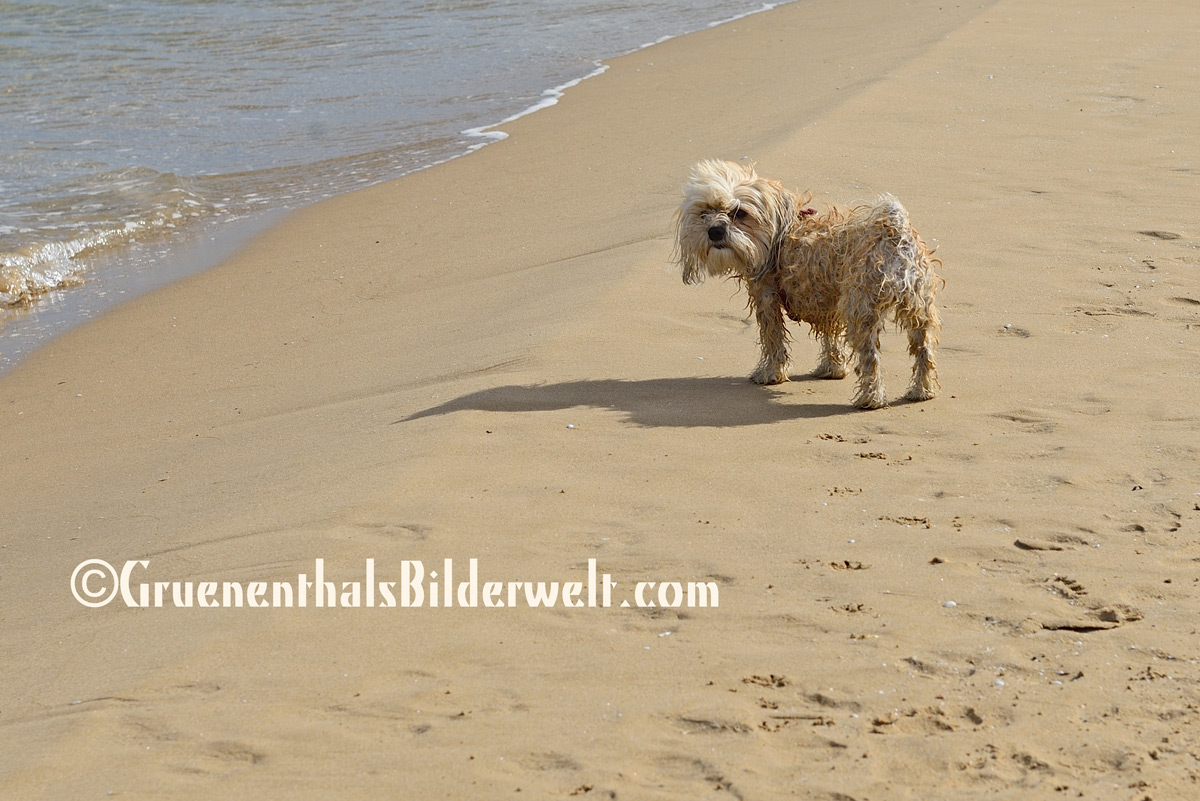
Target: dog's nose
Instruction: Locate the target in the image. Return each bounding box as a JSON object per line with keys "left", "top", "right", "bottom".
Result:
{"left": 707, "top": 225, "right": 726, "bottom": 243}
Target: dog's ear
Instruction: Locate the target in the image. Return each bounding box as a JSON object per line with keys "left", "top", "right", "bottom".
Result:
{"left": 672, "top": 207, "right": 706, "bottom": 285}
{"left": 680, "top": 255, "right": 705, "bottom": 285}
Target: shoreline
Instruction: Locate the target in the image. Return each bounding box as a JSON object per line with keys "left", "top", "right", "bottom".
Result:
{"left": 0, "top": 2, "right": 792, "bottom": 378}
{"left": 0, "top": 208, "right": 288, "bottom": 375}
{"left": 5, "top": 1, "right": 1200, "bottom": 797}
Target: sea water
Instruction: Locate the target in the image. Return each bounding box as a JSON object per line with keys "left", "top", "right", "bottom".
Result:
{"left": 0, "top": 0, "right": 787, "bottom": 372}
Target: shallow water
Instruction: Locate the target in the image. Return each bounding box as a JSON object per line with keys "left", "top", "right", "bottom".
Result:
{"left": 0, "top": 0, "right": 787, "bottom": 372}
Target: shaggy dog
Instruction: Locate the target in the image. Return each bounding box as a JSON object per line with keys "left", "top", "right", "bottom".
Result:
{"left": 674, "top": 159, "right": 942, "bottom": 409}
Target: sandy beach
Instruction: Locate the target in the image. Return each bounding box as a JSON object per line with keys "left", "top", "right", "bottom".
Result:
{"left": 4, "top": 0, "right": 1200, "bottom": 797}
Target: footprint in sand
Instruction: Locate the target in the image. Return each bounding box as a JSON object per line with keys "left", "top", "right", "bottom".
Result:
{"left": 1046, "top": 575, "right": 1087, "bottom": 600}
{"left": 205, "top": 741, "right": 266, "bottom": 766}
{"left": 742, "top": 674, "right": 790, "bottom": 688}
{"left": 879, "top": 515, "right": 931, "bottom": 529}
{"left": 1167, "top": 296, "right": 1200, "bottom": 307}
{"left": 993, "top": 410, "right": 1057, "bottom": 435}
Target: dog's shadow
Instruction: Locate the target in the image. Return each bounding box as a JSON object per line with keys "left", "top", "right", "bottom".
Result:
{"left": 397, "top": 376, "right": 857, "bottom": 428}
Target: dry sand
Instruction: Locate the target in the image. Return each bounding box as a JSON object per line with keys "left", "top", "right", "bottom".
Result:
{"left": 3, "top": 0, "right": 1200, "bottom": 797}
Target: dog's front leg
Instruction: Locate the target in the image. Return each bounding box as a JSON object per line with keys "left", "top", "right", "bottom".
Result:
{"left": 814, "top": 331, "right": 849, "bottom": 379}
{"left": 747, "top": 280, "right": 790, "bottom": 385}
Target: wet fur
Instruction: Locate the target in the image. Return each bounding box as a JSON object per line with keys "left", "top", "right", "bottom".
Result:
{"left": 673, "top": 159, "right": 942, "bottom": 409}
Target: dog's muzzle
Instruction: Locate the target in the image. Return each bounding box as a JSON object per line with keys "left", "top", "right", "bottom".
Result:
{"left": 707, "top": 225, "right": 726, "bottom": 244}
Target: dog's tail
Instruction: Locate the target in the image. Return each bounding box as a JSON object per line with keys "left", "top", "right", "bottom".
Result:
{"left": 862, "top": 195, "right": 946, "bottom": 311}
{"left": 876, "top": 195, "right": 946, "bottom": 293}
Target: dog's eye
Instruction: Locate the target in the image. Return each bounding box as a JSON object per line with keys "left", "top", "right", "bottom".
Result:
{"left": 732, "top": 208, "right": 749, "bottom": 221}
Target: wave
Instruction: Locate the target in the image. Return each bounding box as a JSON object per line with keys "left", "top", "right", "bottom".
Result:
{"left": 0, "top": 166, "right": 219, "bottom": 308}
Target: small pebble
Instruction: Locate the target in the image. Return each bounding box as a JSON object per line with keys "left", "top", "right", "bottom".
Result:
{"left": 566, "top": 424, "right": 575, "bottom": 429}
{"left": 942, "top": 600, "right": 957, "bottom": 608}
{"left": 994, "top": 679, "right": 1006, "bottom": 687}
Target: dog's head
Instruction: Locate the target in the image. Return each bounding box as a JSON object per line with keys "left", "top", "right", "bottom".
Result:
{"left": 673, "top": 160, "right": 794, "bottom": 284}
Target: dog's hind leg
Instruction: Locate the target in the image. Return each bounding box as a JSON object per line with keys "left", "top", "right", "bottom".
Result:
{"left": 846, "top": 310, "right": 887, "bottom": 409}
{"left": 748, "top": 282, "right": 790, "bottom": 385}
{"left": 813, "top": 331, "right": 849, "bottom": 379}
{"left": 904, "top": 308, "right": 940, "bottom": 402}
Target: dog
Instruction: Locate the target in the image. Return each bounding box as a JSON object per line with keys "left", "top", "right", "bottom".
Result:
{"left": 673, "top": 159, "right": 942, "bottom": 409}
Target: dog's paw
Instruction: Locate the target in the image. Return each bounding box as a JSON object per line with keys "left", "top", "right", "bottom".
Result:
{"left": 812, "top": 364, "right": 848, "bottom": 380}
{"left": 853, "top": 389, "right": 889, "bottom": 410}
{"left": 750, "top": 365, "right": 789, "bottom": 385}
{"left": 904, "top": 385, "right": 938, "bottom": 402}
